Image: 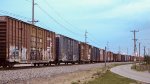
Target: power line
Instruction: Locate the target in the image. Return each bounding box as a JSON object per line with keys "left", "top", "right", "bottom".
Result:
{"left": 0, "top": 10, "right": 32, "bottom": 21}
{"left": 24, "top": 0, "right": 84, "bottom": 38}
{"left": 43, "top": 0, "right": 102, "bottom": 46}
{"left": 36, "top": 4, "right": 83, "bottom": 37}
{"left": 24, "top": 0, "right": 102, "bottom": 47}
{"left": 43, "top": 0, "right": 84, "bottom": 34}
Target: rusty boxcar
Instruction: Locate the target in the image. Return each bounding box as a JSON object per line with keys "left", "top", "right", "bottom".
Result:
{"left": 100, "top": 49, "right": 105, "bottom": 62}
{"left": 0, "top": 16, "right": 56, "bottom": 67}
{"left": 121, "top": 55, "right": 125, "bottom": 62}
{"left": 110, "top": 52, "right": 114, "bottom": 62}
{"left": 79, "top": 42, "right": 92, "bottom": 63}
{"left": 107, "top": 51, "right": 112, "bottom": 62}
{"left": 113, "top": 53, "right": 122, "bottom": 62}
{"left": 91, "top": 46, "right": 100, "bottom": 62}
{"left": 56, "top": 34, "right": 79, "bottom": 64}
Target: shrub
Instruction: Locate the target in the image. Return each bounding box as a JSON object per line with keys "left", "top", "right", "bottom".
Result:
{"left": 144, "top": 55, "right": 150, "bottom": 64}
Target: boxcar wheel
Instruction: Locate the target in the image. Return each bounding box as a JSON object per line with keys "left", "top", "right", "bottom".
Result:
{"left": 8, "top": 64, "right": 14, "bottom": 68}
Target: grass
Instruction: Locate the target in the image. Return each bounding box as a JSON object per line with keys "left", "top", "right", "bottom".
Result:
{"left": 131, "top": 64, "right": 150, "bottom": 72}
{"left": 86, "top": 71, "right": 138, "bottom": 84}
{"left": 71, "top": 63, "right": 137, "bottom": 84}
{"left": 71, "top": 81, "right": 79, "bottom": 84}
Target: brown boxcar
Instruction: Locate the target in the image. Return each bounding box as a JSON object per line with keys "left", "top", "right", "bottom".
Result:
{"left": 129, "top": 55, "right": 132, "bottom": 61}
{"left": 56, "top": 34, "right": 79, "bottom": 63}
{"left": 91, "top": 46, "right": 100, "bottom": 62}
{"left": 107, "top": 52, "right": 110, "bottom": 62}
{"left": 79, "top": 42, "right": 92, "bottom": 63}
{"left": 124, "top": 55, "right": 127, "bottom": 62}
{"left": 126, "top": 55, "right": 131, "bottom": 62}
{"left": 113, "top": 53, "right": 117, "bottom": 62}
{"left": 130, "top": 56, "right": 135, "bottom": 61}
{"left": 0, "top": 16, "right": 56, "bottom": 67}
{"left": 121, "top": 55, "right": 125, "bottom": 62}
{"left": 113, "top": 53, "right": 121, "bottom": 62}
{"left": 110, "top": 52, "right": 113, "bottom": 62}
{"left": 100, "top": 49, "right": 105, "bottom": 62}
{"left": 107, "top": 51, "right": 112, "bottom": 62}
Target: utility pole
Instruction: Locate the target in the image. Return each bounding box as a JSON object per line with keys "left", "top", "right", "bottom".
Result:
{"left": 107, "top": 41, "right": 109, "bottom": 51}
{"left": 32, "top": 0, "right": 35, "bottom": 25}
{"left": 148, "top": 48, "right": 150, "bottom": 55}
{"left": 118, "top": 46, "right": 121, "bottom": 54}
{"left": 139, "top": 42, "right": 140, "bottom": 64}
{"left": 127, "top": 48, "right": 128, "bottom": 55}
{"left": 131, "top": 30, "right": 139, "bottom": 56}
{"left": 85, "top": 30, "right": 88, "bottom": 43}
{"left": 144, "top": 46, "right": 146, "bottom": 56}
{"left": 131, "top": 30, "right": 139, "bottom": 67}
{"left": 105, "top": 46, "right": 107, "bottom": 67}
{"left": 29, "top": 0, "right": 38, "bottom": 25}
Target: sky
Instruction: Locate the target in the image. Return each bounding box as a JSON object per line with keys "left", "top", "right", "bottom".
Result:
{"left": 0, "top": 0, "right": 150, "bottom": 55}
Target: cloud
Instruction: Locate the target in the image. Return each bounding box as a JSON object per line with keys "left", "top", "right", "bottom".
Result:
{"left": 81, "top": 0, "right": 150, "bottom": 19}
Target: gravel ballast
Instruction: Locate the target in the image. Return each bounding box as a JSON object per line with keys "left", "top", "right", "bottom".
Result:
{"left": 0, "top": 62, "right": 129, "bottom": 84}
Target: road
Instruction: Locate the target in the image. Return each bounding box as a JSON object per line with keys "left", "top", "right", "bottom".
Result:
{"left": 110, "top": 64, "right": 150, "bottom": 83}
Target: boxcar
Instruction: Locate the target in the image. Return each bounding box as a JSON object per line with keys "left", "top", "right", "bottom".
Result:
{"left": 113, "top": 53, "right": 122, "bottom": 62}
{"left": 0, "top": 16, "right": 56, "bottom": 67}
{"left": 121, "top": 55, "right": 125, "bottom": 62}
{"left": 56, "top": 34, "right": 79, "bottom": 64}
{"left": 110, "top": 52, "right": 114, "bottom": 62}
{"left": 130, "top": 56, "right": 135, "bottom": 61}
{"left": 100, "top": 49, "right": 105, "bottom": 62}
{"left": 79, "top": 42, "right": 92, "bottom": 63}
{"left": 113, "top": 53, "right": 117, "bottom": 62}
{"left": 91, "top": 46, "right": 100, "bottom": 62}
{"left": 107, "top": 51, "right": 112, "bottom": 62}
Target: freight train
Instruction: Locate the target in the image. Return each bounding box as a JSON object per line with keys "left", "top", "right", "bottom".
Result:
{"left": 0, "top": 16, "right": 141, "bottom": 68}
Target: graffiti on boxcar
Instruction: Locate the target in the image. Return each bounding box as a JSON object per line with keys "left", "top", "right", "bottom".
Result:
{"left": 73, "top": 55, "right": 78, "bottom": 61}
{"left": 88, "top": 49, "right": 91, "bottom": 60}
{"left": 45, "top": 47, "right": 51, "bottom": 60}
{"left": 9, "top": 46, "right": 19, "bottom": 61}
{"left": 30, "top": 48, "right": 41, "bottom": 60}
{"left": 46, "top": 37, "right": 53, "bottom": 61}
{"left": 21, "top": 48, "right": 27, "bottom": 60}
{"left": 61, "top": 53, "right": 67, "bottom": 61}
